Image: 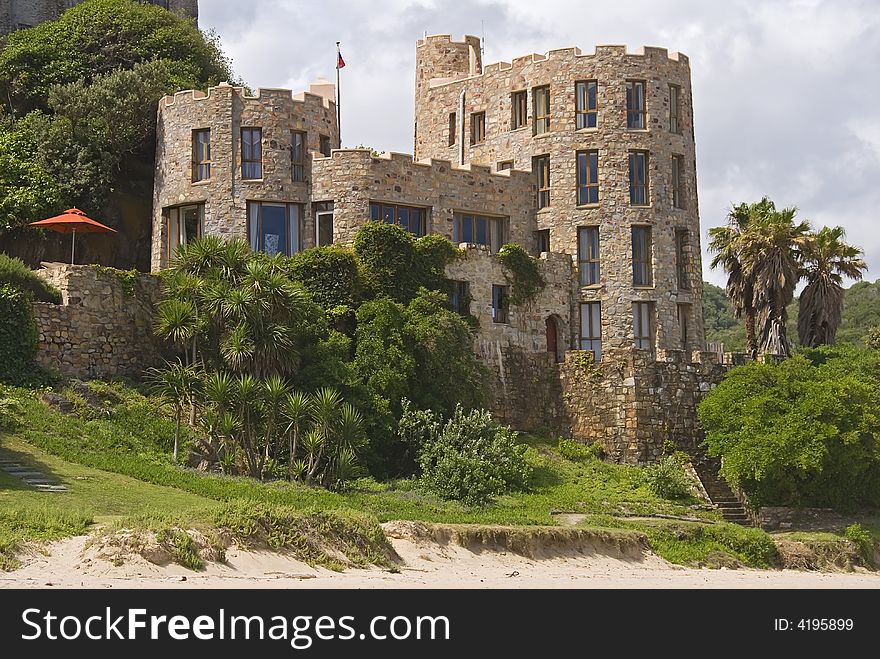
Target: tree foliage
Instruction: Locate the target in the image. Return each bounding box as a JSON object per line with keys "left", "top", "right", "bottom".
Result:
{"left": 0, "top": 284, "right": 38, "bottom": 383}
{"left": 699, "top": 346, "right": 880, "bottom": 509}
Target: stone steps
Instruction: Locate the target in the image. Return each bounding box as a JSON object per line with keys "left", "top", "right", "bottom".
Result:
{"left": 0, "top": 462, "right": 67, "bottom": 492}
{"left": 687, "top": 452, "right": 753, "bottom": 526}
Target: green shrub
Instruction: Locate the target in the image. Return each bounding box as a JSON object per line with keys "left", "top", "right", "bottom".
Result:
{"left": 401, "top": 404, "right": 532, "bottom": 506}
{"left": 844, "top": 523, "right": 875, "bottom": 566}
{"left": 497, "top": 243, "right": 545, "bottom": 305}
{"left": 286, "top": 246, "right": 361, "bottom": 315}
{"left": 0, "top": 284, "right": 38, "bottom": 383}
{"left": 557, "top": 438, "right": 603, "bottom": 461}
{"left": 0, "top": 253, "right": 60, "bottom": 303}
{"left": 155, "top": 528, "right": 204, "bottom": 571}
{"left": 643, "top": 455, "right": 693, "bottom": 500}
{"left": 699, "top": 346, "right": 880, "bottom": 509}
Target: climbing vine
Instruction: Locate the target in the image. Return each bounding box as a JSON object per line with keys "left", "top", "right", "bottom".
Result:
{"left": 95, "top": 266, "right": 139, "bottom": 298}
{"left": 496, "top": 243, "right": 545, "bottom": 306}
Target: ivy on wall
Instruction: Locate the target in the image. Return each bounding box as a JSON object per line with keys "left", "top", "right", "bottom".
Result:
{"left": 0, "top": 284, "right": 38, "bottom": 382}
{"left": 497, "top": 243, "right": 545, "bottom": 306}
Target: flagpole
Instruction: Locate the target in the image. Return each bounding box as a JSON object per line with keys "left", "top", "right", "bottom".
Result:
{"left": 336, "top": 41, "right": 342, "bottom": 148}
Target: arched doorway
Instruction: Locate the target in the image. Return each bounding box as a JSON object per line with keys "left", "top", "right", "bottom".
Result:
{"left": 546, "top": 316, "right": 561, "bottom": 363}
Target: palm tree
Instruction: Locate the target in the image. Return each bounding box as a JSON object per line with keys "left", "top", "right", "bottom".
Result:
{"left": 708, "top": 199, "right": 774, "bottom": 355}
{"left": 797, "top": 226, "right": 867, "bottom": 347}
{"left": 148, "top": 360, "right": 201, "bottom": 463}
{"left": 741, "top": 206, "right": 811, "bottom": 357}
{"left": 283, "top": 391, "right": 312, "bottom": 481}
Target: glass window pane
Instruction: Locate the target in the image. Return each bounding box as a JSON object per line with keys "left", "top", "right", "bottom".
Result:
{"left": 289, "top": 205, "right": 301, "bottom": 254}
{"left": 370, "top": 203, "right": 380, "bottom": 221}
{"left": 382, "top": 205, "right": 395, "bottom": 223}
{"left": 462, "top": 215, "right": 473, "bottom": 242}
{"left": 397, "top": 207, "right": 410, "bottom": 233}
{"left": 476, "top": 217, "right": 487, "bottom": 245}
{"left": 260, "top": 204, "right": 287, "bottom": 256}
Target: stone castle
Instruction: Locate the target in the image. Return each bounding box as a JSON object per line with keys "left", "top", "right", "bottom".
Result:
{"left": 144, "top": 34, "right": 719, "bottom": 463}
{"left": 0, "top": 0, "right": 197, "bottom": 34}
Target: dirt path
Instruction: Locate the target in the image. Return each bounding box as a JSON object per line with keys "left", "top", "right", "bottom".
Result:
{"left": 3, "top": 524, "right": 880, "bottom": 589}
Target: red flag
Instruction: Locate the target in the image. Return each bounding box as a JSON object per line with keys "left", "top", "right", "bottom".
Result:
{"left": 337, "top": 51, "right": 346, "bottom": 69}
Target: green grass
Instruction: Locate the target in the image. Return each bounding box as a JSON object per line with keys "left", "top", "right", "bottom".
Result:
{"left": 0, "top": 506, "right": 92, "bottom": 570}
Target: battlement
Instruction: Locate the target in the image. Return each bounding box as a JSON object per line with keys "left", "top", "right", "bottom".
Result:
{"left": 429, "top": 43, "right": 689, "bottom": 88}
{"left": 159, "top": 82, "right": 336, "bottom": 112}
{"left": 416, "top": 33, "right": 482, "bottom": 49}
{"left": 319, "top": 148, "right": 534, "bottom": 185}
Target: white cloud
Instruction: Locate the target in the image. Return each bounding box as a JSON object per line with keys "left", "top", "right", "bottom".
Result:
{"left": 200, "top": 0, "right": 880, "bottom": 284}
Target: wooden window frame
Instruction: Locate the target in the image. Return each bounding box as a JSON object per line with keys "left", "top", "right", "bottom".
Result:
{"left": 192, "top": 129, "right": 211, "bottom": 182}
{"left": 165, "top": 204, "right": 204, "bottom": 265}
{"left": 535, "top": 229, "right": 550, "bottom": 253}
{"left": 291, "top": 131, "right": 306, "bottom": 182}
{"left": 575, "top": 80, "right": 598, "bottom": 130}
{"left": 628, "top": 151, "right": 649, "bottom": 206}
{"left": 579, "top": 302, "right": 602, "bottom": 361}
{"left": 534, "top": 154, "right": 550, "bottom": 209}
{"left": 532, "top": 85, "right": 550, "bottom": 135}
{"left": 369, "top": 202, "right": 428, "bottom": 237}
{"left": 314, "top": 201, "right": 334, "bottom": 247}
{"left": 632, "top": 225, "right": 653, "bottom": 287}
{"left": 626, "top": 80, "right": 647, "bottom": 130}
{"left": 576, "top": 150, "right": 599, "bottom": 206}
{"left": 492, "top": 284, "right": 509, "bottom": 324}
{"left": 453, "top": 213, "right": 508, "bottom": 253}
{"left": 449, "top": 280, "right": 470, "bottom": 315}
{"left": 470, "top": 111, "right": 486, "bottom": 145}
{"left": 578, "top": 226, "right": 600, "bottom": 287}
{"left": 241, "top": 127, "right": 262, "bottom": 180}
{"left": 672, "top": 154, "right": 686, "bottom": 210}
{"left": 246, "top": 201, "right": 304, "bottom": 256}
{"left": 633, "top": 301, "right": 655, "bottom": 351}
{"left": 669, "top": 84, "right": 682, "bottom": 134}
{"left": 511, "top": 90, "right": 528, "bottom": 130}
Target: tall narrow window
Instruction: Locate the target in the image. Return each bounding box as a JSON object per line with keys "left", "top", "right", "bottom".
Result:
{"left": 247, "top": 202, "right": 303, "bottom": 256}
{"left": 453, "top": 213, "right": 507, "bottom": 252}
{"left": 677, "top": 303, "right": 691, "bottom": 349}
{"left": 449, "top": 281, "right": 470, "bottom": 315}
{"left": 633, "top": 302, "right": 654, "bottom": 351}
{"left": 669, "top": 84, "right": 681, "bottom": 134}
{"left": 675, "top": 228, "right": 691, "bottom": 290}
{"left": 535, "top": 229, "right": 550, "bottom": 253}
{"left": 192, "top": 129, "right": 211, "bottom": 182}
{"left": 632, "top": 226, "right": 653, "bottom": 286}
{"left": 492, "top": 285, "right": 509, "bottom": 324}
{"left": 448, "top": 112, "right": 457, "bottom": 146}
{"left": 511, "top": 90, "right": 528, "bottom": 130}
{"left": 578, "top": 226, "right": 600, "bottom": 286}
{"left": 575, "top": 80, "right": 598, "bottom": 129}
{"left": 628, "top": 151, "right": 649, "bottom": 206}
{"left": 576, "top": 150, "right": 599, "bottom": 205}
{"left": 579, "top": 302, "right": 602, "bottom": 361}
{"left": 471, "top": 112, "right": 486, "bottom": 144}
{"left": 534, "top": 154, "right": 550, "bottom": 209}
{"left": 314, "top": 201, "right": 334, "bottom": 246}
{"left": 319, "top": 134, "right": 331, "bottom": 157}
{"left": 291, "top": 131, "right": 306, "bottom": 182}
{"left": 626, "top": 80, "right": 646, "bottom": 129}
{"left": 672, "top": 154, "right": 685, "bottom": 209}
{"left": 370, "top": 202, "right": 428, "bottom": 237}
{"left": 165, "top": 204, "right": 204, "bottom": 263}
{"left": 241, "top": 127, "right": 262, "bottom": 179}
{"left": 533, "top": 86, "right": 550, "bottom": 135}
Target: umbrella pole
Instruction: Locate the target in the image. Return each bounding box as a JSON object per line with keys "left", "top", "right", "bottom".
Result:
{"left": 71, "top": 229, "right": 76, "bottom": 265}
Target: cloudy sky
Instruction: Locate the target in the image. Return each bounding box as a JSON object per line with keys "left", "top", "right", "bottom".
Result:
{"left": 200, "top": 0, "right": 880, "bottom": 286}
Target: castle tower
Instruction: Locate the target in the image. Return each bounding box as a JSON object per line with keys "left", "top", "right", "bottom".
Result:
{"left": 414, "top": 39, "right": 705, "bottom": 356}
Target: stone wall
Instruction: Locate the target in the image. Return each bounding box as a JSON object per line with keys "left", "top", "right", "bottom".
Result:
{"left": 414, "top": 36, "right": 705, "bottom": 355}
{"left": 1, "top": 0, "right": 197, "bottom": 35}
{"left": 310, "top": 149, "right": 536, "bottom": 248}
{"left": 32, "top": 263, "right": 163, "bottom": 378}
{"left": 152, "top": 82, "right": 338, "bottom": 270}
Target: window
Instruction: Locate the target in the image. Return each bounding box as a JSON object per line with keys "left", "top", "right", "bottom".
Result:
{"left": 575, "top": 80, "right": 598, "bottom": 129}
{"left": 533, "top": 86, "right": 550, "bottom": 135}
{"left": 633, "top": 302, "right": 654, "bottom": 351}
{"left": 628, "top": 151, "right": 649, "bottom": 206}
{"left": 448, "top": 112, "right": 457, "bottom": 146}
{"left": 675, "top": 228, "right": 691, "bottom": 290}
{"left": 370, "top": 202, "right": 428, "bottom": 237}
{"left": 672, "top": 154, "right": 685, "bottom": 209}
{"left": 290, "top": 131, "right": 306, "bottom": 182}
{"left": 471, "top": 112, "right": 486, "bottom": 144}
{"left": 576, "top": 150, "right": 599, "bottom": 205}
{"left": 165, "top": 204, "right": 204, "bottom": 263}
{"left": 579, "top": 302, "right": 602, "bottom": 361}
{"left": 669, "top": 84, "right": 682, "bottom": 134}
{"left": 492, "top": 285, "right": 509, "bottom": 324}
{"left": 535, "top": 229, "right": 550, "bottom": 253}
{"left": 626, "top": 80, "right": 646, "bottom": 129}
{"left": 534, "top": 155, "right": 550, "bottom": 209}
{"left": 632, "top": 226, "right": 653, "bottom": 286}
{"left": 578, "top": 226, "right": 600, "bottom": 286}
{"left": 678, "top": 303, "right": 691, "bottom": 349}
{"left": 453, "top": 213, "right": 507, "bottom": 252}
{"left": 449, "top": 281, "right": 470, "bottom": 315}
{"left": 497, "top": 160, "right": 514, "bottom": 171}
{"left": 511, "top": 90, "right": 528, "bottom": 130}
{"left": 241, "top": 128, "right": 262, "bottom": 179}
{"left": 192, "top": 129, "right": 211, "bottom": 182}
{"left": 319, "top": 134, "right": 332, "bottom": 157}
{"left": 247, "top": 202, "right": 303, "bottom": 256}
{"left": 314, "top": 201, "right": 334, "bottom": 246}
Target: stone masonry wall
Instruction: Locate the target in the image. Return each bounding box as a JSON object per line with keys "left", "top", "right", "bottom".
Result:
{"left": 414, "top": 37, "right": 705, "bottom": 355}
{"left": 1, "top": 0, "right": 198, "bottom": 35}
{"left": 152, "top": 82, "right": 338, "bottom": 270}
{"left": 32, "top": 264, "right": 164, "bottom": 378}
{"left": 310, "top": 149, "right": 536, "bottom": 248}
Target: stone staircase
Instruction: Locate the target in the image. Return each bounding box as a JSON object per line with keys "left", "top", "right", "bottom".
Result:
{"left": 689, "top": 453, "right": 752, "bottom": 526}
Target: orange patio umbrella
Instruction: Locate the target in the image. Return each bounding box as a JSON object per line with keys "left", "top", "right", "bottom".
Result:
{"left": 29, "top": 208, "right": 117, "bottom": 265}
